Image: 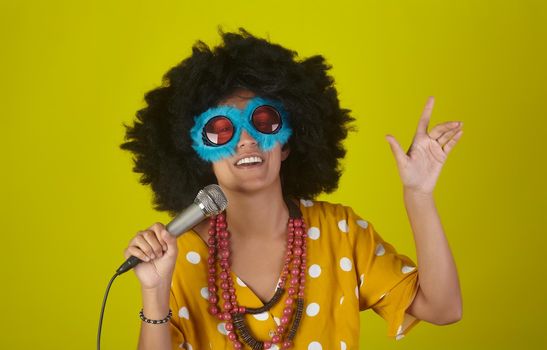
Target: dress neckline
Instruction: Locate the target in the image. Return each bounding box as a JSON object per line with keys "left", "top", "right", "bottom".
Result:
{"left": 189, "top": 228, "right": 281, "bottom": 305}
{"left": 187, "top": 198, "right": 304, "bottom": 305}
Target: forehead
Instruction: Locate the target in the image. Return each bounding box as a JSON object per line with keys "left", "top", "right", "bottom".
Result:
{"left": 217, "top": 89, "right": 256, "bottom": 110}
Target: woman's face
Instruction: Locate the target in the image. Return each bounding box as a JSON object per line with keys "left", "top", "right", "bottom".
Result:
{"left": 210, "top": 89, "right": 290, "bottom": 194}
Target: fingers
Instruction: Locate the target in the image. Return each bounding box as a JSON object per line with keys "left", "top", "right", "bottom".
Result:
{"left": 147, "top": 222, "right": 168, "bottom": 252}
{"left": 416, "top": 96, "right": 435, "bottom": 136}
{"left": 429, "top": 121, "right": 461, "bottom": 140}
{"left": 436, "top": 122, "right": 462, "bottom": 144}
{"left": 160, "top": 229, "right": 178, "bottom": 248}
{"left": 125, "top": 222, "right": 173, "bottom": 261}
{"left": 442, "top": 129, "right": 463, "bottom": 155}
{"left": 124, "top": 245, "right": 151, "bottom": 262}
{"left": 124, "top": 233, "right": 158, "bottom": 261}
{"left": 385, "top": 134, "right": 408, "bottom": 165}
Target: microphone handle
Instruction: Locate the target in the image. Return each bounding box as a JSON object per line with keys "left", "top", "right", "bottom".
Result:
{"left": 116, "top": 256, "right": 141, "bottom": 275}
{"left": 116, "top": 203, "right": 206, "bottom": 275}
{"left": 166, "top": 203, "right": 205, "bottom": 237}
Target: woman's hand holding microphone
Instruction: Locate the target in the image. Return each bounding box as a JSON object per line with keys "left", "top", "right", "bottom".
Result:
{"left": 124, "top": 222, "right": 179, "bottom": 290}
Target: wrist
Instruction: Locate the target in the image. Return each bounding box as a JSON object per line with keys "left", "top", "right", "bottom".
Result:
{"left": 403, "top": 186, "right": 434, "bottom": 198}
{"left": 141, "top": 285, "right": 171, "bottom": 318}
{"left": 141, "top": 276, "right": 172, "bottom": 292}
{"left": 140, "top": 308, "right": 172, "bottom": 324}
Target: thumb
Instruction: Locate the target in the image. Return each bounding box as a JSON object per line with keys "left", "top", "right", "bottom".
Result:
{"left": 161, "top": 229, "right": 178, "bottom": 250}
{"left": 385, "top": 134, "right": 407, "bottom": 165}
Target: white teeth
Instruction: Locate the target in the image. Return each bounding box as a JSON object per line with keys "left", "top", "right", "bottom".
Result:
{"left": 236, "top": 156, "right": 263, "bottom": 166}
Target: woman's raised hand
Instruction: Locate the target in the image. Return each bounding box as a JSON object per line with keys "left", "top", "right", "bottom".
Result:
{"left": 385, "top": 96, "right": 463, "bottom": 195}
{"left": 124, "top": 223, "right": 179, "bottom": 290}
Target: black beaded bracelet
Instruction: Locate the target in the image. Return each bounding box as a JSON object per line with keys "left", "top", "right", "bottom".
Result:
{"left": 139, "top": 308, "right": 172, "bottom": 324}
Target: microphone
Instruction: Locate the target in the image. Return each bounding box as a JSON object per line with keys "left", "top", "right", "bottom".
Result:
{"left": 116, "top": 184, "right": 228, "bottom": 274}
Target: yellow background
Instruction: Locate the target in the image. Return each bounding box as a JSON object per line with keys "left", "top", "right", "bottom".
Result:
{"left": 1, "top": 0, "right": 546, "bottom": 349}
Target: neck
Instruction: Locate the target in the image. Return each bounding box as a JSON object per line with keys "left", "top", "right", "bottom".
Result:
{"left": 222, "top": 182, "right": 289, "bottom": 240}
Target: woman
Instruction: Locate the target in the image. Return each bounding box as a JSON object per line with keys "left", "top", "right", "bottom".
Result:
{"left": 121, "top": 28, "right": 463, "bottom": 350}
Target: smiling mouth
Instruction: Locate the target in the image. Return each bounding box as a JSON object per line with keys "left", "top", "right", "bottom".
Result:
{"left": 235, "top": 156, "right": 264, "bottom": 167}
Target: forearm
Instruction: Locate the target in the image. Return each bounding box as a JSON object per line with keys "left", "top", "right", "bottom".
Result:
{"left": 403, "top": 187, "right": 462, "bottom": 318}
{"left": 138, "top": 285, "right": 172, "bottom": 350}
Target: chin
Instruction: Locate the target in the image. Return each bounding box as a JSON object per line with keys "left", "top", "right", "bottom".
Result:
{"left": 235, "top": 180, "right": 273, "bottom": 192}
{"left": 222, "top": 175, "right": 281, "bottom": 194}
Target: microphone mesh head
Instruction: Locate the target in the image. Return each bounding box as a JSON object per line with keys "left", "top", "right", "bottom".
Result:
{"left": 194, "top": 184, "right": 228, "bottom": 216}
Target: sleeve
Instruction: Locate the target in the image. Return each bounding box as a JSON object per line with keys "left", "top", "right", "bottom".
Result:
{"left": 348, "top": 207, "right": 421, "bottom": 340}
{"left": 169, "top": 288, "right": 187, "bottom": 348}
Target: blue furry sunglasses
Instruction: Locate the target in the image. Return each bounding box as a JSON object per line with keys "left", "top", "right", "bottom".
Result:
{"left": 190, "top": 96, "right": 292, "bottom": 163}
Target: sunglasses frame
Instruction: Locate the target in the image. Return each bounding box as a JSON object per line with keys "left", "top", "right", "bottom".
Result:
{"left": 202, "top": 104, "right": 283, "bottom": 147}
{"left": 190, "top": 96, "right": 292, "bottom": 163}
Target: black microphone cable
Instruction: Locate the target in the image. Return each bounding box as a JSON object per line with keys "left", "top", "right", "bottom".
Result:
{"left": 97, "top": 258, "right": 142, "bottom": 350}
{"left": 97, "top": 271, "right": 120, "bottom": 350}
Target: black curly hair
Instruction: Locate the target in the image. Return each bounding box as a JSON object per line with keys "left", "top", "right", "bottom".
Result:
{"left": 121, "top": 28, "right": 355, "bottom": 217}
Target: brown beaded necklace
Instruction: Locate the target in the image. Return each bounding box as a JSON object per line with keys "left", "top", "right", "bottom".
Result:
{"left": 206, "top": 199, "right": 307, "bottom": 350}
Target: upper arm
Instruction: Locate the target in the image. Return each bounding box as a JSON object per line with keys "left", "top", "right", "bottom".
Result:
{"left": 406, "top": 286, "right": 462, "bottom": 325}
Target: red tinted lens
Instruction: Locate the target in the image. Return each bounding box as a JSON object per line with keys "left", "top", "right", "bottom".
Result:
{"left": 204, "top": 116, "right": 234, "bottom": 145}
{"left": 251, "top": 105, "right": 281, "bottom": 134}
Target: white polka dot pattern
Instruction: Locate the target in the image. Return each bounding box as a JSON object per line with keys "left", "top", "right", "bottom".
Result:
{"left": 217, "top": 322, "right": 227, "bottom": 335}
{"left": 340, "top": 296, "right": 344, "bottom": 305}
{"left": 337, "top": 219, "right": 349, "bottom": 233}
{"left": 375, "top": 243, "right": 385, "bottom": 256}
{"left": 396, "top": 324, "right": 405, "bottom": 340}
{"left": 356, "top": 219, "right": 368, "bottom": 229}
{"left": 236, "top": 277, "right": 247, "bottom": 287}
{"left": 308, "top": 227, "right": 320, "bottom": 240}
{"left": 300, "top": 199, "right": 314, "bottom": 207}
{"left": 200, "top": 287, "right": 209, "bottom": 299}
{"left": 309, "top": 264, "right": 322, "bottom": 278}
{"left": 186, "top": 251, "right": 201, "bottom": 264}
{"left": 306, "top": 303, "right": 320, "bottom": 317}
{"left": 178, "top": 307, "right": 189, "bottom": 320}
{"left": 253, "top": 312, "right": 269, "bottom": 321}
{"left": 179, "top": 342, "right": 193, "bottom": 350}
{"left": 308, "top": 341, "right": 323, "bottom": 350}
{"left": 360, "top": 274, "right": 365, "bottom": 287}
{"left": 339, "top": 257, "right": 352, "bottom": 271}
{"left": 341, "top": 341, "right": 347, "bottom": 350}
{"left": 402, "top": 265, "right": 416, "bottom": 274}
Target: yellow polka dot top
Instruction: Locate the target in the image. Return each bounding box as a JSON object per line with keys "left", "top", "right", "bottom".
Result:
{"left": 169, "top": 200, "right": 421, "bottom": 349}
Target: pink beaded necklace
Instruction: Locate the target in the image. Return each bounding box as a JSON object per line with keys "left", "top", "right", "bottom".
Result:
{"left": 206, "top": 199, "right": 307, "bottom": 350}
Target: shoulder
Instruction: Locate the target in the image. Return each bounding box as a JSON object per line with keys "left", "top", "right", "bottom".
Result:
{"left": 298, "top": 198, "right": 349, "bottom": 215}
{"left": 299, "top": 199, "right": 359, "bottom": 222}
{"left": 299, "top": 198, "right": 371, "bottom": 235}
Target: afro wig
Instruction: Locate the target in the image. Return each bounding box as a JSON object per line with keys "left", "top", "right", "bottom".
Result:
{"left": 121, "top": 28, "right": 355, "bottom": 217}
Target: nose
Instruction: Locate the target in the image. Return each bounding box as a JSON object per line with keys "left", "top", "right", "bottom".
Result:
{"left": 237, "top": 129, "right": 258, "bottom": 149}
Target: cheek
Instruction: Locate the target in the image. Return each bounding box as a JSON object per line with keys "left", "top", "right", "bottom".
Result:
{"left": 211, "top": 160, "right": 231, "bottom": 179}
{"left": 267, "top": 150, "right": 283, "bottom": 172}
